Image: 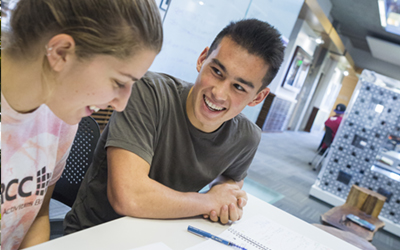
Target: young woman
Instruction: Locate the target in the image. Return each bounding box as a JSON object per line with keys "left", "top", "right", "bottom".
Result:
{"left": 1, "top": 0, "right": 163, "bottom": 249}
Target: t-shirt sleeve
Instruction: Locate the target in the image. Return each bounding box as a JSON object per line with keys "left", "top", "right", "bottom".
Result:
{"left": 221, "top": 124, "right": 261, "bottom": 182}
{"left": 105, "top": 77, "right": 162, "bottom": 165}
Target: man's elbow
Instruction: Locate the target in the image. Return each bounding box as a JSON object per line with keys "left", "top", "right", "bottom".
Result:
{"left": 107, "top": 188, "right": 143, "bottom": 217}
{"left": 108, "top": 194, "right": 128, "bottom": 216}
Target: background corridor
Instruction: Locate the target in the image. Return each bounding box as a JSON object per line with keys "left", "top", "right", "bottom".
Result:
{"left": 247, "top": 131, "right": 400, "bottom": 250}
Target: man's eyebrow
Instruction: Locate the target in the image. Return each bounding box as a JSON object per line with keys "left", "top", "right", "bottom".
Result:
{"left": 119, "top": 72, "right": 139, "bottom": 82}
{"left": 212, "top": 58, "right": 255, "bottom": 89}
{"left": 212, "top": 59, "right": 227, "bottom": 73}
{"left": 235, "top": 77, "right": 255, "bottom": 89}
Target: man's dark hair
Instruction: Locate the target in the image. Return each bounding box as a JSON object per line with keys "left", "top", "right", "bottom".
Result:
{"left": 207, "top": 19, "right": 285, "bottom": 89}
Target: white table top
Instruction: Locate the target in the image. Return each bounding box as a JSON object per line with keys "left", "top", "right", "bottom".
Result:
{"left": 27, "top": 194, "right": 360, "bottom": 250}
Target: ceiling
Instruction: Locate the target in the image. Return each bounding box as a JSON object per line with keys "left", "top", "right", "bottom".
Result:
{"left": 330, "top": 0, "right": 399, "bottom": 51}
{"left": 327, "top": 0, "right": 400, "bottom": 76}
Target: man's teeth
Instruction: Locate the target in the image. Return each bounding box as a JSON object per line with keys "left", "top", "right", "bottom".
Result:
{"left": 204, "top": 97, "right": 224, "bottom": 111}
{"left": 89, "top": 105, "right": 100, "bottom": 112}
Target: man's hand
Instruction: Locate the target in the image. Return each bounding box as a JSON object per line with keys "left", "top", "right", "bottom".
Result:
{"left": 206, "top": 183, "right": 246, "bottom": 212}
{"left": 203, "top": 182, "right": 248, "bottom": 224}
{"left": 204, "top": 196, "right": 248, "bottom": 224}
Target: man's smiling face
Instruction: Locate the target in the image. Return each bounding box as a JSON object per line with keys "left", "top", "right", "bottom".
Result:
{"left": 186, "top": 36, "right": 270, "bottom": 133}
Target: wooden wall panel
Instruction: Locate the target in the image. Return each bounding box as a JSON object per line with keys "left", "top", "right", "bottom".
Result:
{"left": 304, "top": 106, "right": 319, "bottom": 132}
{"left": 256, "top": 93, "right": 276, "bottom": 129}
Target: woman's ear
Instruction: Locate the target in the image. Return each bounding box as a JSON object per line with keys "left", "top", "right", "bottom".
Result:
{"left": 196, "top": 47, "right": 209, "bottom": 72}
{"left": 46, "top": 34, "right": 76, "bottom": 72}
{"left": 248, "top": 88, "right": 270, "bottom": 107}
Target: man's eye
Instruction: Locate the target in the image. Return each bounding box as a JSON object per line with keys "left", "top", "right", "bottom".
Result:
{"left": 234, "top": 84, "right": 246, "bottom": 92}
{"left": 212, "top": 67, "right": 222, "bottom": 76}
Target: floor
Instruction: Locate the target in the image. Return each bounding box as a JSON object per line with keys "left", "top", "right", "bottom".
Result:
{"left": 247, "top": 131, "right": 400, "bottom": 250}
{"left": 49, "top": 130, "right": 400, "bottom": 249}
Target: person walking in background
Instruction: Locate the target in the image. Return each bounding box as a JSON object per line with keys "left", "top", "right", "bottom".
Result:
{"left": 1, "top": 0, "right": 163, "bottom": 249}
{"left": 320, "top": 103, "right": 346, "bottom": 153}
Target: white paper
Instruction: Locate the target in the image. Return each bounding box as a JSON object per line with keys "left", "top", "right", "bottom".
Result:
{"left": 186, "top": 216, "right": 333, "bottom": 250}
{"left": 130, "top": 242, "right": 172, "bottom": 250}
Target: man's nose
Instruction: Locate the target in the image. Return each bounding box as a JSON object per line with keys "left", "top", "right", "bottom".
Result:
{"left": 212, "top": 81, "right": 229, "bottom": 101}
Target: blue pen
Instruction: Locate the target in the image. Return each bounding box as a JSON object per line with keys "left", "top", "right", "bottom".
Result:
{"left": 187, "top": 225, "right": 247, "bottom": 250}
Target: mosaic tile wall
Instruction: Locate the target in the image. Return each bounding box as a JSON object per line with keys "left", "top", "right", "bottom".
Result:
{"left": 316, "top": 70, "right": 400, "bottom": 225}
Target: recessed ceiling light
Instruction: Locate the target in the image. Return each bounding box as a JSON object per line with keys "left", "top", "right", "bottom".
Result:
{"left": 315, "top": 37, "right": 324, "bottom": 44}
{"left": 199, "top": 1, "right": 204, "bottom": 5}
{"left": 378, "top": 0, "right": 387, "bottom": 27}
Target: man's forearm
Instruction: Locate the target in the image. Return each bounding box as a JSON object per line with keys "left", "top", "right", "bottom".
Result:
{"left": 109, "top": 177, "right": 210, "bottom": 218}
{"left": 107, "top": 147, "right": 246, "bottom": 220}
{"left": 108, "top": 175, "right": 244, "bottom": 219}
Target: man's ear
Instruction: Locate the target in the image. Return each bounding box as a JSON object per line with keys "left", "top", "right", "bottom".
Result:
{"left": 248, "top": 87, "right": 270, "bottom": 107}
{"left": 196, "top": 47, "right": 209, "bottom": 72}
{"left": 46, "top": 34, "right": 76, "bottom": 72}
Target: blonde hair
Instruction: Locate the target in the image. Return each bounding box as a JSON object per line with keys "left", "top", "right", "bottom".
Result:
{"left": 4, "top": 0, "right": 163, "bottom": 60}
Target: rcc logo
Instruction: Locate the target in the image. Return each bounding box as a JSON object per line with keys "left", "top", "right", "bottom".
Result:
{"left": 1, "top": 167, "right": 51, "bottom": 205}
{"left": 1, "top": 177, "right": 33, "bottom": 204}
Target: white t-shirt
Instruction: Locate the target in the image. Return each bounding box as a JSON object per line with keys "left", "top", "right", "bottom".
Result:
{"left": 1, "top": 93, "right": 78, "bottom": 250}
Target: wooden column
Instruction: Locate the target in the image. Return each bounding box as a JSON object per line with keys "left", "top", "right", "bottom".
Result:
{"left": 304, "top": 106, "right": 319, "bottom": 132}
{"left": 345, "top": 185, "right": 386, "bottom": 218}
{"left": 255, "top": 93, "right": 276, "bottom": 129}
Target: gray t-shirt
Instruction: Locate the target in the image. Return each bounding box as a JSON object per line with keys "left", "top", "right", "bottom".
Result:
{"left": 64, "top": 71, "right": 261, "bottom": 233}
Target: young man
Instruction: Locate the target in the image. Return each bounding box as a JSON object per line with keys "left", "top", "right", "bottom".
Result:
{"left": 64, "top": 19, "right": 285, "bottom": 234}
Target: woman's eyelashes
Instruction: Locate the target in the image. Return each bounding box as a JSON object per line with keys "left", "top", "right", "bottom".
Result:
{"left": 114, "top": 80, "right": 125, "bottom": 89}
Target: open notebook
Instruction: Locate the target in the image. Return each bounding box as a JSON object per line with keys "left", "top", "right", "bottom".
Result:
{"left": 186, "top": 215, "right": 333, "bottom": 250}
